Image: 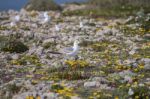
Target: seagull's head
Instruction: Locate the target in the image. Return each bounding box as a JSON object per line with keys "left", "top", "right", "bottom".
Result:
{"left": 74, "top": 40, "right": 80, "bottom": 46}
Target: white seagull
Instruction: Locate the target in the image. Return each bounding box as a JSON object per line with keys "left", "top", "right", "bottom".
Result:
{"left": 128, "top": 88, "right": 134, "bottom": 96}
{"left": 80, "top": 22, "right": 83, "bottom": 28}
{"left": 10, "top": 15, "right": 20, "bottom": 27}
{"left": 62, "top": 40, "right": 80, "bottom": 59}
{"left": 55, "top": 24, "right": 60, "bottom": 32}
{"left": 42, "top": 12, "right": 51, "bottom": 24}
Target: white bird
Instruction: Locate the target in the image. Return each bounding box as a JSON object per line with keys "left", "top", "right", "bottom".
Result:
{"left": 10, "top": 22, "right": 16, "bottom": 27}
{"left": 10, "top": 15, "right": 20, "bottom": 27}
{"left": 42, "top": 12, "right": 51, "bottom": 24}
{"left": 14, "top": 15, "right": 20, "bottom": 22}
{"left": 47, "top": 40, "right": 80, "bottom": 60}
{"left": 43, "top": 12, "right": 48, "bottom": 17}
{"left": 55, "top": 24, "right": 60, "bottom": 32}
{"left": 80, "top": 22, "right": 83, "bottom": 28}
{"left": 62, "top": 40, "right": 80, "bottom": 59}
{"left": 128, "top": 88, "right": 134, "bottom": 96}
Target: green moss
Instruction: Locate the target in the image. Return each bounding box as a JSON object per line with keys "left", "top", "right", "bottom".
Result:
{"left": 91, "top": 43, "right": 107, "bottom": 52}
{"left": 0, "top": 36, "right": 28, "bottom": 53}
{"left": 132, "top": 86, "right": 150, "bottom": 98}
{"left": 112, "top": 87, "right": 129, "bottom": 99}
{"left": 21, "top": 26, "right": 30, "bottom": 31}
{"left": 0, "top": 26, "right": 9, "bottom": 30}
{"left": 55, "top": 18, "right": 64, "bottom": 23}
{"left": 56, "top": 71, "right": 89, "bottom": 80}
{"left": 2, "top": 41, "right": 28, "bottom": 53}
{"left": 42, "top": 42, "right": 56, "bottom": 49}
{"left": 79, "top": 40, "right": 93, "bottom": 47}
{"left": 137, "top": 48, "right": 150, "bottom": 58}
{"left": 125, "top": 12, "right": 150, "bottom": 32}
{"left": 111, "top": 86, "right": 150, "bottom": 99}
{"left": 51, "top": 84, "right": 64, "bottom": 92}
{"left": 7, "top": 84, "right": 21, "bottom": 94}
{"left": 65, "top": 60, "right": 89, "bottom": 68}
{"left": 46, "top": 60, "right": 92, "bottom": 80}
{"left": 0, "top": 35, "right": 7, "bottom": 44}
{"left": 11, "top": 55, "right": 42, "bottom": 66}
{"left": 90, "top": 90, "right": 112, "bottom": 99}
{"left": 48, "top": 68, "right": 90, "bottom": 80}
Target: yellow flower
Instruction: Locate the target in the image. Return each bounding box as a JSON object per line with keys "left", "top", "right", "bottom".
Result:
{"left": 134, "top": 81, "right": 138, "bottom": 85}
{"left": 115, "top": 96, "right": 119, "bottom": 99}
{"left": 26, "top": 96, "right": 30, "bottom": 99}
{"left": 126, "top": 83, "right": 131, "bottom": 87}
{"left": 95, "top": 28, "right": 101, "bottom": 32}
{"left": 63, "top": 87, "right": 70, "bottom": 91}
{"left": 26, "top": 75, "right": 33, "bottom": 78}
{"left": 134, "top": 68, "right": 138, "bottom": 72}
{"left": 36, "top": 96, "right": 41, "bottom": 99}
{"left": 57, "top": 90, "right": 65, "bottom": 94}
{"left": 29, "top": 96, "right": 34, "bottom": 99}
{"left": 100, "top": 71, "right": 105, "bottom": 74}
{"left": 108, "top": 25, "right": 113, "bottom": 29}
{"left": 65, "top": 60, "right": 89, "bottom": 68}
{"left": 141, "top": 74, "right": 144, "bottom": 77}
{"left": 65, "top": 93, "right": 73, "bottom": 97}
{"left": 31, "top": 80, "right": 39, "bottom": 84}
{"left": 139, "top": 28, "right": 145, "bottom": 32}
{"left": 40, "top": 77, "right": 49, "bottom": 80}
{"left": 93, "top": 92, "right": 97, "bottom": 95}
{"left": 132, "top": 82, "right": 138, "bottom": 88}
{"left": 135, "top": 96, "right": 139, "bottom": 99}
{"left": 119, "top": 85, "right": 123, "bottom": 88}
{"left": 138, "top": 64, "right": 144, "bottom": 69}
{"left": 69, "top": 87, "right": 74, "bottom": 91}
{"left": 146, "top": 96, "right": 149, "bottom": 99}
{"left": 96, "top": 94, "right": 100, "bottom": 98}
{"left": 89, "top": 96, "right": 94, "bottom": 99}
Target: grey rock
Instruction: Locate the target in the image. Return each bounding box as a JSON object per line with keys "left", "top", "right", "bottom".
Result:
{"left": 92, "top": 77, "right": 109, "bottom": 83}
{"left": 141, "top": 58, "right": 150, "bottom": 70}
{"left": 84, "top": 81, "right": 100, "bottom": 88}
{"left": 11, "top": 54, "right": 19, "bottom": 60}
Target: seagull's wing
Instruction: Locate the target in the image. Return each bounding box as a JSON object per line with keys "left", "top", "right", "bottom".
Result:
{"left": 63, "top": 47, "right": 74, "bottom": 53}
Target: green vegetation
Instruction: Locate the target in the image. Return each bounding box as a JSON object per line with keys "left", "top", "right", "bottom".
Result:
{"left": 10, "top": 55, "right": 41, "bottom": 66}
{"left": 0, "top": 26, "right": 9, "bottom": 30}
{"left": 63, "top": 0, "right": 150, "bottom": 17}
{"left": 0, "top": 35, "right": 28, "bottom": 53}
{"left": 25, "top": 0, "right": 62, "bottom": 11}
{"left": 46, "top": 60, "right": 91, "bottom": 80}
{"left": 42, "top": 42, "right": 56, "bottom": 49}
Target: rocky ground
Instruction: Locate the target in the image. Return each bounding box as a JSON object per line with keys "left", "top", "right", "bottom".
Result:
{"left": 0, "top": 9, "right": 150, "bottom": 99}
